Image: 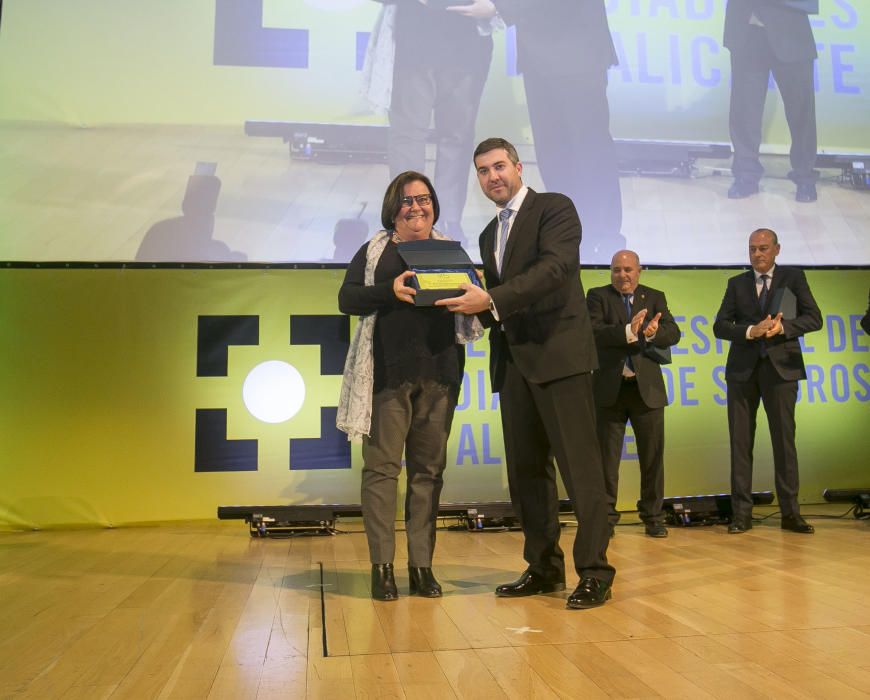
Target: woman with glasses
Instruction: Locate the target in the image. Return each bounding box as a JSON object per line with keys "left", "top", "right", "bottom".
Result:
{"left": 337, "top": 171, "right": 481, "bottom": 601}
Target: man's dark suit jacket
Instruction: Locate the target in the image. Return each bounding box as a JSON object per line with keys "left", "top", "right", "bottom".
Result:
{"left": 493, "top": 0, "right": 617, "bottom": 75}
{"left": 586, "top": 284, "right": 681, "bottom": 409}
{"left": 479, "top": 189, "right": 597, "bottom": 392}
{"left": 862, "top": 289, "right": 870, "bottom": 336}
{"left": 378, "top": 0, "right": 492, "bottom": 69}
{"left": 724, "top": 0, "right": 817, "bottom": 63}
{"left": 713, "top": 266, "right": 822, "bottom": 382}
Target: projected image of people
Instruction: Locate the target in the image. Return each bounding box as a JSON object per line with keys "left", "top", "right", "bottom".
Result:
{"left": 136, "top": 166, "right": 246, "bottom": 263}
{"left": 367, "top": 0, "right": 494, "bottom": 246}
{"left": 2, "top": 1, "right": 868, "bottom": 267}
{"left": 724, "top": 0, "right": 819, "bottom": 202}
{"left": 450, "top": 0, "right": 624, "bottom": 257}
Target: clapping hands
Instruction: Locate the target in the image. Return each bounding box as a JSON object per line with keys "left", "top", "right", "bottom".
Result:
{"left": 749, "top": 313, "right": 784, "bottom": 338}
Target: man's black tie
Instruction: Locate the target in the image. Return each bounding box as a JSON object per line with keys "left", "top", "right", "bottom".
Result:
{"left": 758, "top": 274, "right": 770, "bottom": 357}
{"left": 623, "top": 293, "right": 635, "bottom": 372}
{"left": 759, "top": 273, "right": 770, "bottom": 312}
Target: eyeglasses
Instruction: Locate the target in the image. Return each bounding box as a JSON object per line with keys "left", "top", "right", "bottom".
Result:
{"left": 399, "top": 194, "right": 432, "bottom": 208}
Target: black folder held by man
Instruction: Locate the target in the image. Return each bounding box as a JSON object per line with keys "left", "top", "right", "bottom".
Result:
{"left": 768, "top": 287, "right": 798, "bottom": 319}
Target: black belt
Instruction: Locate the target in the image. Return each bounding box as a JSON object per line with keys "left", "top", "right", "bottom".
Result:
{"left": 622, "top": 375, "right": 637, "bottom": 383}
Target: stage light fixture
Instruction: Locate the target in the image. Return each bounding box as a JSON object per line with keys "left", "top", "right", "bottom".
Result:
{"left": 815, "top": 154, "right": 870, "bottom": 190}
{"left": 437, "top": 501, "right": 520, "bottom": 530}
{"left": 658, "top": 491, "right": 774, "bottom": 527}
{"left": 436, "top": 500, "right": 575, "bottom": 531}
{"left": 217, "top": 500, "right": 577, "bottom": 536}
{"left": 244, "top": 121, "right": 389, "bottom": 163}
{"left": 823, "top": 488, "right": 870, "bottom": 519}
{"left": 218, "top": 504, "right": 362, "bottom": 537}
{"left": 613, "top": 139, "right": 731, "bottom": 177}
{"left": 243, "top": 121, "right": 732, "bottom": 176}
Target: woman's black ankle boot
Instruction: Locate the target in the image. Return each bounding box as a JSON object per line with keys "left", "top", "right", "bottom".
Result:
{"left": 371, "top": 563, "right": 398, "bottom": 601}
{"left": 408, "top": 567, "right": 442, "bottom": 597}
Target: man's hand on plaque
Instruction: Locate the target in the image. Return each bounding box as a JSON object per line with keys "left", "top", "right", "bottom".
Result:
{"left": 393, "top": 270, "right": 417, "bottom": 304}
{"left": 435, "top": 282, "right": 491, "bottom": 315}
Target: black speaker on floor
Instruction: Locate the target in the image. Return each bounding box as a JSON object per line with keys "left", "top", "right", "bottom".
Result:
{"left": 660, "top": 491, "right": 774, "bottom": 526}
{"left": 823, "top": 488, "right": 870, "bottom": 519}
{"left": 217, "top": 504, "right": 363, "bottom": 537}
{"left": 438, "top": 500, "right": 575, "bottom": 531}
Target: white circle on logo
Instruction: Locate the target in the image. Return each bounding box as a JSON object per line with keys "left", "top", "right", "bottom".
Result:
{"left": 242, "top": 361, "right": 306, "bottom": 424}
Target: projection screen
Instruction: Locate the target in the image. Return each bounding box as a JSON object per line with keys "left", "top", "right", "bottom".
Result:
{"left": 0, "top": 0, "right": 867, "bottom": 265}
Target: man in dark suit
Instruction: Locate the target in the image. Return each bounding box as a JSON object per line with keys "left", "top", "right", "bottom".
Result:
{"left": 449, "top": 0, "right": 623, "bottom": 258}
{"left": 587, "top": 251, "right": 681, "bottom": 538}
{"left": 713, "top": 228, "right": 822, "bottom": 533}
{"left": 724, "top": 0, "right": 819, "bottom": 202}
{"left": 437, "top": 137, "right": 614, "bottom": 609}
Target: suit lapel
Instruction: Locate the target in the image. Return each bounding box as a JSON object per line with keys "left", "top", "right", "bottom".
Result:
{"left": 608, "top": 285, "right": 628, "bottom": 323}
{"left": 768, "top": 267, "right": 785, "bottom": 294}
{"left": 634, "top": 285, "right": 648, "bottom": 315}
{"left": 481, "top": 217, "right": 498, "bottom": 277}
{"left": 764, "top": 267, "right": 790, "bottom": 316}
{"left": 500, "top": 189, "right": 535, "bottom": 279}
{"left": 743, "top": 271, "right": 761, "bottom": 315}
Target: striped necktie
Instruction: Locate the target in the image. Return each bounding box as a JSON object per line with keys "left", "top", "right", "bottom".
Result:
{"left": 497, "top": 208, "right": 512, "bottom": 274}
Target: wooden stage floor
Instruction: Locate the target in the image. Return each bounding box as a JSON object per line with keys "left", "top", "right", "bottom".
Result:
{"left": 1, "top": 506, "right": 868, "bottom": 699}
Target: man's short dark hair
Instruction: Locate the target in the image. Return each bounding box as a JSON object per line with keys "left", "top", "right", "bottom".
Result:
{"left": 381, "top": 171, "right": 440, "bottom": 231}
{"left": 473, "top": 137, "right": 520, "bottom": 166}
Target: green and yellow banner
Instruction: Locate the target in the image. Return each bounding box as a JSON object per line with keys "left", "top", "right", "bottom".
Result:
{"left": 1, "top": 268, "right": 868, "bottom": 529}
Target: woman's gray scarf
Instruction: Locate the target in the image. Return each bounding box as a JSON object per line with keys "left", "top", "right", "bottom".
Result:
{"left": 336, "top": 229, "right": 484, "bottom": 443}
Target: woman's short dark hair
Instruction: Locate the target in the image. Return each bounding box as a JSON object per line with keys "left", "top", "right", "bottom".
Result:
{"left": 381, "top": 171, "right": 440, "bottom": 231}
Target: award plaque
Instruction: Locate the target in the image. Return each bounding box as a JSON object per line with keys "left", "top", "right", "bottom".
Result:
{"left": 396, "top": 239, "right": 481, "bottom": 306}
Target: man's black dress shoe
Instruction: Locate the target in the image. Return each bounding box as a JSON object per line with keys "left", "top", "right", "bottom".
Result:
{"left": 727, "top": 518, "right": 752, "bottom": 534}
{"left": 644, "top": 523, "right": 668, "bottom": 538}
{"left": 495, "top": 570, "right": 565, "bottom": 597}
{"left": 408, "top": 567, "right": 442, "bottom": 597}
{"left": 795, "top": 183, "right": 817, "bottom": 203}
{"left": 727, "top": 180, "right": 759, "bottom": 199}
{"left": 371, "top": 563, "right": 398, "bottom": 601}
{"left": 566, "top": 577, "right": 612, "bottom": 610}
{"left": 781, "top": 514, "right": 815, "bottom": 534}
